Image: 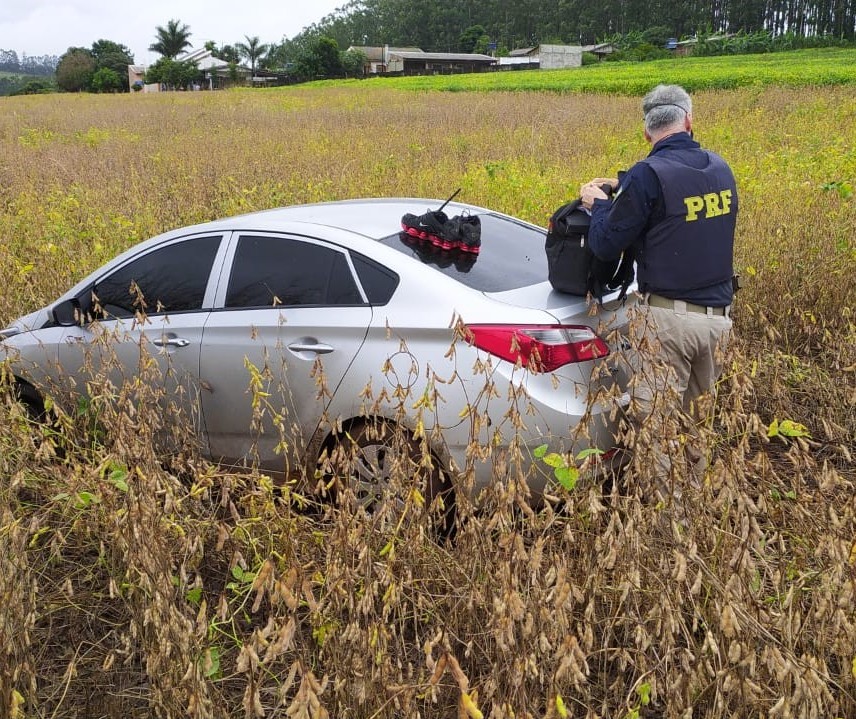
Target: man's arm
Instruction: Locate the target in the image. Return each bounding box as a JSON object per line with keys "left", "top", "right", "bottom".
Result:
{"left": 583, "top": 166, "right": 658, "bottom": 262}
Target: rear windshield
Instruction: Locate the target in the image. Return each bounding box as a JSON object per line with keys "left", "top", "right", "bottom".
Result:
{"left": 379, "top": 213, "right": 548, "bottom": 292}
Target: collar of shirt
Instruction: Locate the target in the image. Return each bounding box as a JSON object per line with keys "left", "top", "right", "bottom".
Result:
{"left": 648, "top": 132, "right": 701, "bottom": 156}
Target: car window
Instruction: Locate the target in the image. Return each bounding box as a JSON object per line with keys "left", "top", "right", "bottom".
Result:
{"left": 379, "top": 213, "right": 549, "bottom": 292}
{"left": 92, "top": 235, "right": 221, "bottom": 318}
{"left": 351, "top": 253, "right": 399, "bottom": 305}
{"left": 225, "top": 235, "right": 363, "bottom": 308}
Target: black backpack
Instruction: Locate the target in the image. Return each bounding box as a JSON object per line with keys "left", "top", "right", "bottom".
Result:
{"left": 545, "top": 199, "right": 635, "bottom": 302}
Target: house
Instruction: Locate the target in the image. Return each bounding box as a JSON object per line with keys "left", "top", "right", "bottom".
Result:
{"left": 347, "top": 46, "right": 423, "bottom": 74}
{"left": 176, "top": 49, "right": 250, "bottom": 88}
{"left": 127, "top": 64, "right": 159, "bottom": 92}
{"left": 128, "top": 48, "right": 250, "bottom": 92}
{"left": 500, "top": 44, "right": 585, "bottom": 70}
{"left": 386, "top": 51, "right": 496, "bottom": 75}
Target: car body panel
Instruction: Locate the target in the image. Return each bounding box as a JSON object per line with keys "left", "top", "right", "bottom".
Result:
{"left": 1, "top": 198, "right": 636, "bottom": 496}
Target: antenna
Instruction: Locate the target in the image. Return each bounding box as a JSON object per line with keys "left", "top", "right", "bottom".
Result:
{"left": 437, "top": 188, "right": 461, "bottom": 214}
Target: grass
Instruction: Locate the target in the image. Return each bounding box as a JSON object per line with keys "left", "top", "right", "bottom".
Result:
{"left": 1, "top": 52, "right": 855, "bottom": 718}
{"left": 315, "top": 47, "right": 856, "bottom": 95}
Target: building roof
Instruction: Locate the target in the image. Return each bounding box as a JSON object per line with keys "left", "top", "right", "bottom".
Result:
{"left": 177, "top": 48, "right": 210, "bottom": 63}
{"left": 581, "top": 43, "right": 615, "bottom": 54}
{"left": 509, "top": 47, "right": 537, "bottom": 57}
{"left": 348, "top": 46, "right": 423, "bottom": 62}
{"left": 390, "top": 51, "right": 496, "bottom": 63}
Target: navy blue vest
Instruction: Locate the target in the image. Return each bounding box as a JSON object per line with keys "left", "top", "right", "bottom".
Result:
{"left": 639, "top": 150, "right": 737, "bottom": 306}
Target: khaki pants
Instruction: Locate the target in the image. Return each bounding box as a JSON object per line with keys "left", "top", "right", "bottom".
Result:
{"left": 625, "top": 300, "right": 732, "bottom": 504}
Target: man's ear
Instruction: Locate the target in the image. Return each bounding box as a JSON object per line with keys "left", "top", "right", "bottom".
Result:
{"left": 685, "top": 113, "right": 693, "bottom": 132}
{"left": 643, "top": 128, "right": 652, "bottom": 143}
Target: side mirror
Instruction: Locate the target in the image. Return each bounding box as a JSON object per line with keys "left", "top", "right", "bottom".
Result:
{"left": 51, "top": 298, "right": 82, "bottom": 327}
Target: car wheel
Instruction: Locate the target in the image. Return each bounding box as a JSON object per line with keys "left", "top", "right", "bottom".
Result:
{"left": 323, "top": 420, "right": 455, "bottom": 538}
{"left": 13, "top": 381, "right": 45, "bottom": 423}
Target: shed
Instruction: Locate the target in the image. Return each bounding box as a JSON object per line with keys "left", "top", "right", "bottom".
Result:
{"left": 347, "top": 46, "right": 423, "bottom": 74}
{"left": 501, "top": 44, "right": 584, "bottom": 69}
{"left": 386, "top": 51, "right": 496, "bottom": 74}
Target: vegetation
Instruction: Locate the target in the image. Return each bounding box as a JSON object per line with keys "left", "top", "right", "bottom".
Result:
{"left": 1, "top": 52, "right": 854, "bottom": 718}
{"left": 0, "top": 50, "right": 57, "bottom": 96}
{"left": 235, "top": 36, "right": 270, "bottom": 80}
{"left": 293, "top": 0, "right": 856, "bottom": 53}
{"left": 149, "top": 18, "right": 193, "bottom": 59}
{"left": 53, "top": 40, "right": 134, "bottom": 93}
{"left": 144, "top": 57, "right": 202, "bottom": 90}
{"left": 356, "top": 47, "right": 856, "bottom": 94}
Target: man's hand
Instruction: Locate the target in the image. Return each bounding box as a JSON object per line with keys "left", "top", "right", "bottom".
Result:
{"left": 580, "top": 177, "right": 617, "bottom": 210}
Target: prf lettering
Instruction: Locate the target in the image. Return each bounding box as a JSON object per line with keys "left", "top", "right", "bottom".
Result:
{"left": 684, "top": 189, "right": 733, "bottom": 221}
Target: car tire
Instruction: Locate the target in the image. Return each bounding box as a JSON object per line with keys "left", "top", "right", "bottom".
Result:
{"left": 13, "top": 381, "right": 45, "bottom": 422}
{"left": 323, "top": 419, "right": 455, "bottom": 539}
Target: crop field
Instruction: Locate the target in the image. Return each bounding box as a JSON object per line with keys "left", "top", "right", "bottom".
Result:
{"left": 1, "top": 51, "right": 855, "bottom": 718}
{"left": 340, "top": 47, "right": 856, "bottom": 95}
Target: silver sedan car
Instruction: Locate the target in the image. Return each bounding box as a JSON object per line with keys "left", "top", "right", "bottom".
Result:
{"left": 1, "top": 198, "right": 635, "bottom": 503}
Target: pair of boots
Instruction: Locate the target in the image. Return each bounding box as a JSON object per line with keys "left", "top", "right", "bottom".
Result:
{"left": 401, "top": 209, "right": 481, "bottom": 254}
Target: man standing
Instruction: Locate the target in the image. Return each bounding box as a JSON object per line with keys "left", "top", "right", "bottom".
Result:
{"left": 580, "top": 84, "right": 738, "bottom": 486}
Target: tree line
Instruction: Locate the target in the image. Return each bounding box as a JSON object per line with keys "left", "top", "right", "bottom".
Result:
{"left": 0, "top": 50, "right": 58, "bottom": 96}
{"left": 293, "top": 0, "right": 856, "bottom": 53}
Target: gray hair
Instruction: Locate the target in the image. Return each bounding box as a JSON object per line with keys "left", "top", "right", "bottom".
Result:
{"left": 642, "top": 84, "right": 692, "bottom": 133}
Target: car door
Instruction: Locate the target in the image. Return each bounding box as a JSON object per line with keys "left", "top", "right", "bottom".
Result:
{"left": 199, "top": 232, "right": 373, "bottom": 471}
{"left": 55, "top": 234, "right": 225, "bottom": 446}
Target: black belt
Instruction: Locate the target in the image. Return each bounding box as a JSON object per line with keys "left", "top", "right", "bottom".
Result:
{"left": 645, "top": 293, "right": 729, "bottom": 316}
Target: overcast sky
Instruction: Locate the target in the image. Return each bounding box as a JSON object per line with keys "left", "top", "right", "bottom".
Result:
{"left": 1, "top": 0, "right": 348, "bottom": 63}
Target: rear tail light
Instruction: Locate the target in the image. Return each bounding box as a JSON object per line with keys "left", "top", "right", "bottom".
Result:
{"left": 465, "top": 324, "right": 609, "bottom": 373}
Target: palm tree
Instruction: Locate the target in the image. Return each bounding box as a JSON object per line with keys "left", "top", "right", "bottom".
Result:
{"left": 149, "top": 19, "right": 192, "bottom": 59}
{"left": 235, "top": 35, "right": 270, "bottom": 82}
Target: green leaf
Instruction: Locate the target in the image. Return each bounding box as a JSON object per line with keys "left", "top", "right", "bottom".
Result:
{"left": 186, "top": 587, "right": 202, "bottom": 606}
{"left": 769, "top": 417, "right": 811, "bottom": 439}
{"left": 778, "top": 419, "right": 810, "bottom": 438}
{"left": 109, "top": 465, "right": 129, "bottom": 492}
{"left": 533, "top": 444, "right": 548, "bottom": 459}
{"left": 201, "top": 646, "right": 221, "bottom": 678}
{"left": 750, "top": 569, "right": 761, "bottom": 595}
{"left": 554, "top": 465, "right": 579, "bottom": 491}
{"left": 75, "top": 491, "right": 100, "bottom": 509}
{"left": 576, "top": 447, "right": 605, "bottom": 461}
{"left": 542, "top": 452, "right": 566, "bottom": 469}
{"left": 230, "top": 565, "right": 254, "bottom": 583}
{"left": 637, "top": 682, "right": 651, "bottom": 706}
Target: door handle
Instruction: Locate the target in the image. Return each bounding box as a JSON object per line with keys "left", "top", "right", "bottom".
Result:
{"left": 287, "top": 341, "right": 334, "bottom": 355}
{"left": 153, "top": 335, "right": 191, "bottom": 348}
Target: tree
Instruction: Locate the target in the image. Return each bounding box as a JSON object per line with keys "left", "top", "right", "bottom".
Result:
{"left": 295, "top": 36, "right": 344, "bottom": 80}
{"left": 341, "top": 47, "right": 367, "bottom": 77}
{"left": 218, "top": 44, "right": 241, "bottom": 64}
{"left": 55, "top": 47, "right": 96, "bottom": 92}
{"left": 149, "top": 19, "right": 192, "bottom": 59}
{"left": 144, "top": 57, "right": 199, "bottom": 90}
{"left": 459, "top": 24, "right": 490, "bottom": 53}
{"left": 0, "top": 49, "right": 20, "bottom": 73}
{"left": 235, "top": 35, "right": 269, "bottom": 81}
{"left": 90, "top": 39, "right": 134, "bottom": 91}
{"left": 90, "top": 67, "right": 124, "bottom": 92}
{"left": 10, "top": 79, "right": 54, "bottom": 95}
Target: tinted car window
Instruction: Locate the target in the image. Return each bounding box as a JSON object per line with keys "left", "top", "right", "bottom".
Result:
{"left": 93, "top": 235, "right": 221, "bottom": 318}
{"left": 380, "top": 213, "right": 548, "bottom": 292}
{"left": 351, "top": 253, "right": 399, "bottom": 305}
{"left": 226, "top": 235, "right": 363, "bottom": 308}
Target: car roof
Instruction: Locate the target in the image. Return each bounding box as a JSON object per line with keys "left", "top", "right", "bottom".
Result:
{"left": 198, "top": 197, "right": 495, "bottom": 240}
